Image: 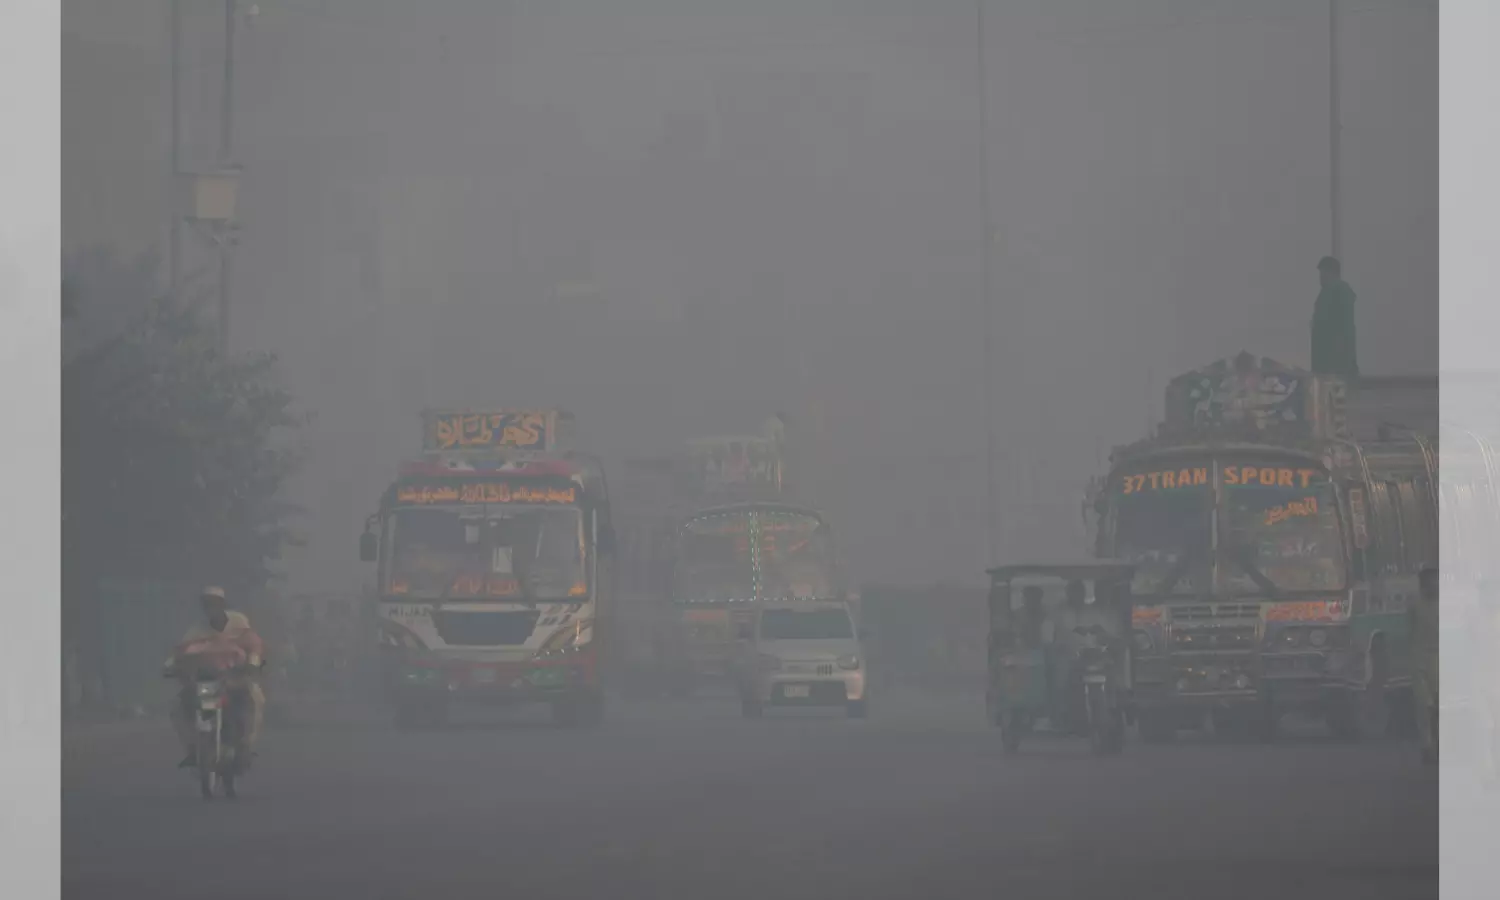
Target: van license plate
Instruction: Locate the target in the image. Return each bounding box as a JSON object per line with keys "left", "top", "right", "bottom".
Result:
{"left": 1083, "top": 675, "right": 1107, "bottom": 684}
{"left": 783, "top": 685, "right": 810, "bottom": 699}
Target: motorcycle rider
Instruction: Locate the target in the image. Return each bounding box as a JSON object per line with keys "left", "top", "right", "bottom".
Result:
{"left": 165, "top": 586, "right": 267, "bottom": 769}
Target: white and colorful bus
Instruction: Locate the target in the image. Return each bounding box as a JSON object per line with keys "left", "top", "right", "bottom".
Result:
{"left": 360, "top": 410, "right": 615, "bottom": 729}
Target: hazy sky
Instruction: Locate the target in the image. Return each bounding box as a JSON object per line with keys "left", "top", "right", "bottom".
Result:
{"left": 62, "top": 0, "right": 1436, "bottom": 590}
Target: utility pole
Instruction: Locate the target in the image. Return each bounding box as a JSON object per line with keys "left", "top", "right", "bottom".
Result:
{"left": 1329, "top": 0, "right": 1341, "bottom": 261}
{"left": 977, "top": 0, "right": 998, "bottom": 565}
{"left": 168, "top": 0, "right": 182, "bottom": 306}
{"left": 218, "top": 0, "right": 238, "bottom": 354}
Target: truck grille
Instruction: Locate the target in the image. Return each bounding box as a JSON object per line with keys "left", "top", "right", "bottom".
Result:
{"left": 1171, "top": 603, "right": 1261, "bottom": 621}
{"left": 432, "top": 610, "right": 540, "bottom": 647}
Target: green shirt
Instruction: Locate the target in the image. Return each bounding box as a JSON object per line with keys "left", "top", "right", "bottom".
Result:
{"left": 1311, "top": 279, "right": 1359, "bottom": 376}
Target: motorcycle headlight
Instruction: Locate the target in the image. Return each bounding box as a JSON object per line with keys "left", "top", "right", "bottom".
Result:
{"left": 837, "top": 655, "right": 861, "bottom": 671}
{"left": 1307, "top": 628, "right": 1328, "bottom": 648}
{"left": 195, "top": 681, "right": 221, "bottom": 697}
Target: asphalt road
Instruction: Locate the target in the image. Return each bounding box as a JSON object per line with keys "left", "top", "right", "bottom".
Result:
{"left": 63, "top": 691, "right": 1437, "bottom": 900}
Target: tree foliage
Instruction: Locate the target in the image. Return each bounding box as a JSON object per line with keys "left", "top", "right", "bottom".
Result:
{"left": 62, "top": 246, "right": 306, "bottom": 600}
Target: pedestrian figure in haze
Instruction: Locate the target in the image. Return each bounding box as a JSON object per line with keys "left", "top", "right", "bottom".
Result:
{"left": 1311, "top": 256, "right": 1359, "bottom": 376}
{"left": 1410, "top": 566, "right": 1440, "bottom": 765}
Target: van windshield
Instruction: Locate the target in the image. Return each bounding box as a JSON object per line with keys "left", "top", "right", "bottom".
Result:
{"left": 759, "top": 608, "right": 853, "bottom": 641}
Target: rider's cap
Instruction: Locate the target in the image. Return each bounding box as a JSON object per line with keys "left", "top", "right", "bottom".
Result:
{"left": 200, "top": 586, "right": 228, "bottom": 601}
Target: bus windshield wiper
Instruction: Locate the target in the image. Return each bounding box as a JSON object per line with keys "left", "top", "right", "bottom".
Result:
{"left": 1222, "top": 543, "right": 1283, "bottom": 600}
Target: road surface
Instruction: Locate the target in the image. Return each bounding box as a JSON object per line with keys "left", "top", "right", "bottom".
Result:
{"left": 63, "top": 692, "right": 1437, "bottom": 900}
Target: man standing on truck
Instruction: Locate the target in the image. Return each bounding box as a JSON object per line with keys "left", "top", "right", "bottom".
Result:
{"left": 1311, "top": 256, "right": 1359, "bottom": 376}
{"left": 1411, "top": 566, "right": 1440, "bottom": 765}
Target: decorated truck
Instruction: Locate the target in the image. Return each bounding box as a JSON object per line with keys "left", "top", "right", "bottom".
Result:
{"left": 1088, "top": 353, "right": 1436, "bottom": 742}
{"left": 359, "top": 409, "right": 615, "bottom": 728}
{"left": 613, "top": 416, "right": 848, "bottom": 694}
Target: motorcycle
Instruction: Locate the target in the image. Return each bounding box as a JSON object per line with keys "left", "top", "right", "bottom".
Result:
{"left": 1075, "top": 625, "right": 1126, "bottom": 756}
{"left": 167, "top": 645, "right": 257, "bottom": 801}
{"left": 191, "top": 669, "right": 248, "bottom": 799}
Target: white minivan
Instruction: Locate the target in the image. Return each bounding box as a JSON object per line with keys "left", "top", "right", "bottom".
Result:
{"left": 738, "top": 600, "right": 867, "bottom": 718}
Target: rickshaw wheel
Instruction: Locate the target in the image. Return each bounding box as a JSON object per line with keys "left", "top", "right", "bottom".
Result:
{"left": 1000, "top": 711, "right": 1028, "bottom": 753}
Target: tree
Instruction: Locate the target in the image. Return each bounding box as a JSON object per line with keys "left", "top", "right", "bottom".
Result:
{"left": 62, "top": 245, "right": 306, "bottom": 609}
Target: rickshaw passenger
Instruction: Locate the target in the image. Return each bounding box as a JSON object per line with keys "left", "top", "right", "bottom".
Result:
{"left": 1019, "top": 586, "right": 1047, "bottom": 649}
{"left": 1049, "top": 581, "right": 1084, "bottom": 723}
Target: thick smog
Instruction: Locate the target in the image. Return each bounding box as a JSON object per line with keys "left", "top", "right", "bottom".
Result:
{"left": 60, "top": 2, "right": 1442, "bottom": 898}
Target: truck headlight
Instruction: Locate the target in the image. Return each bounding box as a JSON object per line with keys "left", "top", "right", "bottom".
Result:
{"left": 837, "top": 655, "right": 860, "bottom": 671}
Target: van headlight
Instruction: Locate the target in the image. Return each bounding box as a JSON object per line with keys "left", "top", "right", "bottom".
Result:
{"left": 837, "top": 655, "right": 861, "bottom": 671}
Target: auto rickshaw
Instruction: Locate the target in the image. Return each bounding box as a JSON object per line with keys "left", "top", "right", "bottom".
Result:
{"left": 985, "top": 560, "right": 1137, "bottom": 755}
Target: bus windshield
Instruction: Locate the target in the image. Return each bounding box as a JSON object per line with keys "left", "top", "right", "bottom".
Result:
{"left": 675, "top": 509, "right": 836, "bottom": 602}
{"left": 386, "top": 506, "right": 587, "bottom": 601}
{"left": 1220, "top": 460, "right": 1345, "bottom": 593}
{"left": 1108, "top": 457, "right": 1348, "bottom": 597}
{"left": 1110, "top": 464, "right": 1213, "bottom": 596}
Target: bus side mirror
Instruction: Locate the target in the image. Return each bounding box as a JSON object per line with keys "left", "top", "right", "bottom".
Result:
{"left": 359, "top": 531, "right": 378, "bottom": 563}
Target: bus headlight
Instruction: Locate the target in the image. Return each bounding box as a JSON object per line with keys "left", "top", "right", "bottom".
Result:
{"left": 836, "top": 655, "right": 860, "bottom": 671}
{"left": 1132, "top": 630, "right": 1153, "bottom": 652}
{"left": 1307, "top": 628, "right": 1328, "bottom": 648}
